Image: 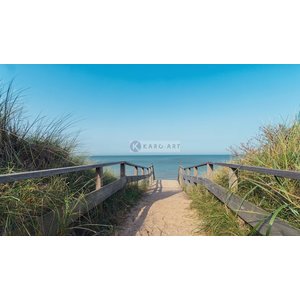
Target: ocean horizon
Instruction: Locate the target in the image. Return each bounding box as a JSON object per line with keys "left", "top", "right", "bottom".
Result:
{"left": 88, "top": 154, "right": 232, "bottom": 179}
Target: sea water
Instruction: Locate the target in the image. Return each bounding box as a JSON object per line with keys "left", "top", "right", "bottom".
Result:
{"left": 88, "top": 155, "right": 231, "bottom": 179}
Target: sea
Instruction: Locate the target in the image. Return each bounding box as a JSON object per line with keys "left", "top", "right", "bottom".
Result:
{"left": 88, "top": 155, "right": 231, "bottom": 179}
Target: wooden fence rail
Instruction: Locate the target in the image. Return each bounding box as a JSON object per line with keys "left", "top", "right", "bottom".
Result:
{"left": 0, "top": 161, "right": 155, "bottom": 235}
{"left": 178, "top": 162, "right": 300, "bottom": 236}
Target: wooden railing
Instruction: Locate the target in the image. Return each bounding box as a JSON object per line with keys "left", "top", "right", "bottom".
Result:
{"left": 0, "top": 161, "right": 155, "bottom": 235}
{"left": 178, "top": 162, "right": 300, "bottom": 236}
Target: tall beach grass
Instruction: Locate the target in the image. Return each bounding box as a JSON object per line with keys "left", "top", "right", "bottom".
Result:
{"left": 187, "top": 115, "right": 300, "bottom": 235}
{"left": 0, "top": 81, "right": 146, "bottom": 235}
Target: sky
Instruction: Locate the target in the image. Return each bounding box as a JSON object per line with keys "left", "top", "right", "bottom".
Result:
{"left": 0, "top": 64, "right": 300, "bottom": 155}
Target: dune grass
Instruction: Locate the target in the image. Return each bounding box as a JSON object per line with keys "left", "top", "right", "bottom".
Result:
{"left": 187, "top": 115, "right": 300, "bottom": 235}
{"left": 0, "top": 81, "right": 147, "bottom": 235}
{"left": 187, "top": 185, "right": 251, "bottom": 236}
{"left": 71, "top": 181, "right": 148, "bottom": 235}
{"left": 225, "top": 118, "right": 300, "bottom": 230}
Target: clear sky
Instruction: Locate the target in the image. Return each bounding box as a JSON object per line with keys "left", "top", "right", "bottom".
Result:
{"left": 0, "top": 65, "right": 299, "bottom": 155}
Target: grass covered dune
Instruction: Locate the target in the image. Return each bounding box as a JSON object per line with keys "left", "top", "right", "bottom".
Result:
{"left": 0, "top": 82, "right": 146, "bottom": 235}
{"left": 187, "top": 115, "right": 300, "bottom": 235}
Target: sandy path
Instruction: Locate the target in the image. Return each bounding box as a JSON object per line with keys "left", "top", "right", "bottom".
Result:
{"left": 117, "top": 180, "right": 203, "bottom": 236}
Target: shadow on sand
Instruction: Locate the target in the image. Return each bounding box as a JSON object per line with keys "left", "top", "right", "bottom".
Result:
{"left": 120, "top": 179, "right": 181, "bottom": 235}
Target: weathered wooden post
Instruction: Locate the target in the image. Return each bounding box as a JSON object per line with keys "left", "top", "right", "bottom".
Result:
{"left": 150, "top": 166, "right": 153, "bottom": 183}
{"left": 95, "top": 166, "right": 103, "bottom": 190}
{"left": 149, "top": 167, "right": 151, "bottom": 184}
{"left": 146, "top": 167, "right": 150, "bottom": 184}
{"left": 120, "top": 162, "right": 126, "bottom": 177}
{"left": 207, "top": 163, "right": 214, "bottom": 178}
{"left": 178, "top": 167, "right": 182, "bottom": 185}
{"left": 134, "top": 166, "right": 138, "bottom": 186}
{"left": 229, "top": 168, "right": 238, "bottom": 192}
{"left": 141, "top": 167, "right": 145, "bottom": 184}
{"left": 95, "top": 166, "right": 104, "bottom": 212}
{"left": 182, "top": 168, "right": 187, "bottom": 185}
{"left": 149, "top": 166, "right": 153, "bottom": 184}
{"left": 194, "top": 166, "right": 198, "bottom": 177}
{"left": 180, "top": 167, "right": 184, "bottom": 185}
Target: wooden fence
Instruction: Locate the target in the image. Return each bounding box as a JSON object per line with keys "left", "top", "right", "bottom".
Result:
{"left": 178, "top": 162, "right": 300, "bottom": 236}
{"left": 0, "top": 161, "right": 155, "bottom": 235}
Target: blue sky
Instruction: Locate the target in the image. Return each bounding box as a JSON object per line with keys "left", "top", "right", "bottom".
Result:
{"left": 0, "top": 65, "right": 299, "bottom": 155}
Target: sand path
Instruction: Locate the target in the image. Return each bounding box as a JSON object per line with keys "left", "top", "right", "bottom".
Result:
{"left": 118, "top": 180, "right": 203, "bottom": 236}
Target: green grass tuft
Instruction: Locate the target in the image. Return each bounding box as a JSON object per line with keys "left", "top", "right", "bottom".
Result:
{"left": 187, "top": 185, "right": 251, "bottom": 236}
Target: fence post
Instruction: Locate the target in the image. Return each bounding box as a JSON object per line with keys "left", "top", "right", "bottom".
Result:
{"left": 151, "top": 166, "right": 154, "bottom": 183}
{"left": 229, "top": 168, "right": 238, "bottom": 192}
{"left": 149, "top": 165, "right": 154, "bottom": 182}
{"left": 95, "top": 167, "right": 103, "bottom": 190}
{"left": 207, "top": 163, "right": 214, "bottom": 178}
{"left": 194, "top": 167, "right": 198, "bottom": 177}
{"left": 147, "top": 167, "right": 150, "bottom": 183}
{"left": 140, "top": 167, "right": 144, "bottom": 184}
{"left": 180, "top": 168, "right": 185, "bottom": 184}
{"left": 149, "top": 167, "right": 151, "bottom": 184}
{"left": 178, "top": 167, "right": 181, "bottom": 185}
{"left": 120, "top": 163, "right": 126, "bottom": 177}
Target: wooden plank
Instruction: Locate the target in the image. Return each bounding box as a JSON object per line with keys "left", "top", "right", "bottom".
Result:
{"left": 184, "top": 163, "right": 207, "bottom": 170}
{"left": 228, "top": 167, "right": 238, "bottom": 192}
{"left": 39, "top": 177, "right": 127, "bottom": 235}
{"left": 152, "top": 165, "right": 155, "bottom": 180}
{"left": 120, "top": 163, "right": 126, "bottom": 177}
{"left": 148, "top": 167, "right": 151, "bottom": 183}
{"left": 183, "top": 162, "right": 300, "bottom": 181}
{"left": 183, "top": 174, "right": 300, "bottom": 236}
{"left": 207, "top": 163, "right": 213, "bottom": 178}
{"left": 215, "top": 163, "right": 300, "bottom": 180}
{"left": 126, "top": 174, "right": 150, "bottom": 183}
{"left": 179, "top": 167, "right": 185, "bottom": 185}
{"left": 125, "top": 162, "right": 150, "bottom": 169}
{"left": 95, "top": 167, "right": 103, "bottom": 190}
{"left": 180, "top": 167, "right": 184, "bottom": 185}
{"left": 194, "top": 167, "right": 198, "bottom": 177}
{"left": 0, "top": 161, "right": 152, "bottom": 184}
{"left": 0, "top": 161, "right": 125, "bottom": 184}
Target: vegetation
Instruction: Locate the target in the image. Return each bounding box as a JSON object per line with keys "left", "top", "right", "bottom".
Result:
{"left": 227, "top": 116, "right": 300, "bottom": 230}
{"left": 187, "top": 115, "right": 300, "bottom": 235}
{"left": 0, "top": 81, "right": 147, "bottom": 235}
{"left": 187, "top": 185, "right": 251, "bottom": 236}
{"left": 72, "top": 181, "right": 148, "bottom": 235}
